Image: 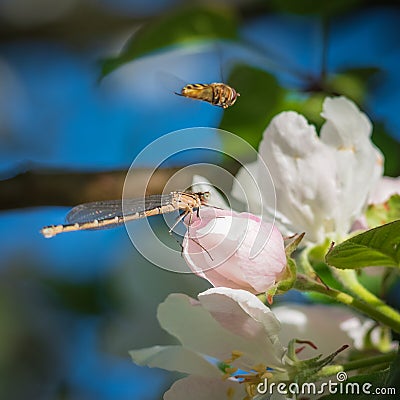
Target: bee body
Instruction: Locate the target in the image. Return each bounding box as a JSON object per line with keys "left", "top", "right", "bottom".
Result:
{"left": 177, "top": 83, "right": 239, "bottom": 109}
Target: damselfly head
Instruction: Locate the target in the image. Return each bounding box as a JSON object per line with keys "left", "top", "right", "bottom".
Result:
{"left": 199, "top": 191, "right": 211, "bottom": 204}
{"left": 176, "top": 83, "right": 239, "bottom": 109}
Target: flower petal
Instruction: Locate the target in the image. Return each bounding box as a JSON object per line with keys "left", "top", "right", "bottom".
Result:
{"left": 258, "top": 110, "right": 338, "bottom": 243}
{"left": 199, "top": 288, "right": 282, "bottom": 340}
{"left": 164, "top": 376, "right": 245, "bottom": 400}
{"left": 129, "top": 345, "right": 221, "bottom": 377}
{"left": 257, "top": 97, "right": 384, "bottom": 242}
{"left": 320, "top": 96, "right": 373, "bottom": 147}
{"left": 368, "top": 176, "right": 400, "bottom": 204}
{"left": 157, "top": 291, "right": 285, "bottom": 368}
{"left": 183, "top": 209, "right": 286, "bottom": 293}
{"left": 237, "top": 221, "right": 286, "bottom": 292}
{"left": 320, "top": 97, "right": 384, "bottom": 235}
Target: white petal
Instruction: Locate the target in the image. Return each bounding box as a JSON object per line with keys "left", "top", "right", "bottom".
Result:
{"left": 259, "top": 111, "right": 339, "bottom": 243}
{"left": 199, "top": 288, "right": 281, "bottom": 338}
{"left": 191, "top": 174, "right": 229, "bottom": 209}
{"left": 129, "top": 345, "right": 221, "bottom": 377}
{"left": 320, "top": 97, "right": 383, "bottom": 235}
{"left": 369, "top": 176, "right": 400, "bottom": 204}
{"left": 157, "top": 292, "right": 285, "bottom": 368}
{"left": 199, "top": 288, "right": 285, "bottom": 365}
{"left": 320, "top": 96, "right": 372, "bottom": 146}
{"left": 257, "top": 97, "right": 384, "bottom": 242}
{"left": 164, "top": 376, "right": 244, "bottom": 400}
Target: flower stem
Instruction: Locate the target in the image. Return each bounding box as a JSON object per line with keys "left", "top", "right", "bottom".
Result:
{"left": 298, "top": 246, "right": 317, "bottom": 277}
{"left": 333, "top": 269, "right": 400, "bottom": 324}
{"left": 294, "top": 274, "right": 400, "bottom": 333}
{"left": 316, "top": 352, "right": 396, "bottom": 379}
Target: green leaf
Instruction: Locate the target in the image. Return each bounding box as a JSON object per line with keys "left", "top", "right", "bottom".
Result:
{"left": 100, "top": 5, "right": 238, "bottom": 78}
{"left": 219, "top": 64, "right": 285, "bottom": 151}
{"left": 366, "top": 195, "right": 400, "bottom": 228}
{"left": 326, "top": 220, "right": 400, "bottom": 269}
{"left": 385, "top": 349, "right": 400, "bottom": 393}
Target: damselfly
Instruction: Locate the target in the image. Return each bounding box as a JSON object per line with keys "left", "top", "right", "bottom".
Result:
{"left": 40, "top": 191, "right": 210, "bottom": 238}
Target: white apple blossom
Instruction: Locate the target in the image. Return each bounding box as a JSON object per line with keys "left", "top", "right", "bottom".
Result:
{"left": 231, "top": 96, "right": 383, "bottom": 243}
{"left": 129, "top": 289, "right": 391, "bottom": 399}
{"left": 130, "top": 287, "right": 288, "bottom": 400}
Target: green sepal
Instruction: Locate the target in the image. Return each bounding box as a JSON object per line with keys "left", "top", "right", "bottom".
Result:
{"left": 284, "top": 339, "right": 349, "bottom": 384}
{"left": 265, "top": 234, "right": 305, "bottom": 302}
{"left": 277, "top": 258, "right": 297, "bottom": 293}
{"left": 285, "top": 232, "right": 305, "bottom": 258}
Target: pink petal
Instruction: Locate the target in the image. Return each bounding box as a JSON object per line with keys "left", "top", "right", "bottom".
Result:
{"left": 183, "top": 209, "right": 286, "bottom": 294}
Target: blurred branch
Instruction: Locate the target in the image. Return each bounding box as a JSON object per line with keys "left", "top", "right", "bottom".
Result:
{"left": 0, "top": 1, "right": 265, "bottom": 49}
{"left": 0, "top": 3, "right": 145, "bottom": 48}
{"left": 0, "top": 168, "right": 185, "bottom": 210}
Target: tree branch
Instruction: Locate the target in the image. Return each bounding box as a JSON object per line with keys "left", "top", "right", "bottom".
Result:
{"left": 0, "top": 168, "right": 185, "bottom": 210}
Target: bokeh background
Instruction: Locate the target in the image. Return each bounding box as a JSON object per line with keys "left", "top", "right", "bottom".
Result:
{"left": 1, "top": 1, "right": 400, "bottom": 399}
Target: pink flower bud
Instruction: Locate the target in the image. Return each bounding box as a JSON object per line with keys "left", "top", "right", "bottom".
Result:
{"left": 182, "top": 208, "right": 287, "bottom": 294}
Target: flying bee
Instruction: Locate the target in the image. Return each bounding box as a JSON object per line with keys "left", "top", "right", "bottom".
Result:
{"left": 175, "top": 83, "right": 240, "bottom": 109}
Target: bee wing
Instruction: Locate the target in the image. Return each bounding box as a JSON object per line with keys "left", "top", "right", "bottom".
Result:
{"left": 156, "top": 71, "right": 187, "bottom": 95}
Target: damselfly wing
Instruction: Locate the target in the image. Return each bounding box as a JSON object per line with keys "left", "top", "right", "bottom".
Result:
{"left": 41, "top": 191, "right": 210, "bottom": 238}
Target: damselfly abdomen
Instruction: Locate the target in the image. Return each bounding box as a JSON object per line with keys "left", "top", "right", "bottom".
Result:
{"left": 41, "top": 191, "right": 210, "bottom": 238}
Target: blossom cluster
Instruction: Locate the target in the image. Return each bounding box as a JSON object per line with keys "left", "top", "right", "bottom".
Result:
{"left": 130, "top": 97, "right": 399, "bottom": 399}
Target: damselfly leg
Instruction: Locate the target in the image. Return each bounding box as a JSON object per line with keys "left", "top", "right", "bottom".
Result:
{"left": 168, "top": 205, "right": 214, "bottom": 261}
